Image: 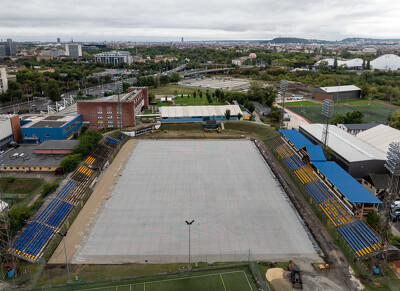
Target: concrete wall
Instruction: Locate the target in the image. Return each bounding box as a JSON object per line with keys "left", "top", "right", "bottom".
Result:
{"left": 1, "top": 165, "right": 60, "bottom": 172}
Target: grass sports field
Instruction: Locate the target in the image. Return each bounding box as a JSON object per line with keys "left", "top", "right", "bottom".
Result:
{"left": 288, "top": 102, "right": 399, "bottom": 123}
{"left": 54, "top": 268, "right": 257, "bottom": 291}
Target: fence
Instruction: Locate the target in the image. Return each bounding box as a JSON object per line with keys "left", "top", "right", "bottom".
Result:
{"left": 248, "top": 251, "right": 271, "bottom": 291}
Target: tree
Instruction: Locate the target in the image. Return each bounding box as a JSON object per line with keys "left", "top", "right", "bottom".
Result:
{"left": 181, "top": 93, "right": 183, "bottom": 98}
{"left": 46, "top": 79, "right": 61, "bottom": 102}
{"left": 360, "top": 85, "right": 370, "bottom": 99}
{"left": 269, "top": 106, "right": 281, "bottom": 121}
{"left": 77, "top": 90, "right": 83, "bottom": 98}
{"left": 331, "top": 110, "right": 364, "bottom": 124}
{"left": 193, "top": 91, "right": 196, "bottom": 98}
{"left": 390, "top": 111, "right": 400, "bottom": 129}
{"left": 333, "top": 56, "right": 338, "bottom": 69}
{"left": 237, "top": 113, "right": 243, "bottom": 120}
{"left": 61, "top": 153, "right": 83, "bottom": 172}
{"left": 159, "top": 75, "right": 170, "bottom": 86}
{"left": 367, "top": 210, "right": 381, "bottom": 231}
{"left": 8, "top": 204, "right": 31, "bottom": 231}
{"left": 224, "top": 109, "right": 231, "bottom": 120}
{"left": 366, "top": 60, "right": 371, "bottom": 70}
{"left": 199, "top": 91, "right": 203, "bottom": 98}
{"left": 170, "top": 72, "right": 181, "bottom": 83}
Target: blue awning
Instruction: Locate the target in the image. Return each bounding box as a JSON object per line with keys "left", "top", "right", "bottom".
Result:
{"left": 312, "top": 161, "right": 382, "bottom": 204}
{"left": 279, "top": 129, "right": 313, "bottom": 150}
{"left": 306, "top": 145, "right": 326, "bottom": 162}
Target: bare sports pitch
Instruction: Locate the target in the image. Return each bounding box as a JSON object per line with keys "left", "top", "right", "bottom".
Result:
{"left": 72, "top": 140, "right": 320, "bottom": 264}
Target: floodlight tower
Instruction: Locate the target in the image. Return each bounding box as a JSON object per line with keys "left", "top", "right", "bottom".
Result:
{"left": 321, "top": 99, "right": 333, "bottom": 152}
{"left": 280, "top": 79, "right": 288, "bottom": 128}
{"left": 385, "top": 142, "right": 400, "bottom": 206}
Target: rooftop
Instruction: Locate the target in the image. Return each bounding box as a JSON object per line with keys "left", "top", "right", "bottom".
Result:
{"left": 341, "top": 123, "right": 381, "bottom": 131}
{"left": 161, "top": 105, "right": 243, "bottom": 118}
{"left": 36, "top": 140, "right": 78, "bottom": 151}
{"left": 319, "top": 85, "right": 360, "bottom": 93}
{"left": 279, "top": 129, "right": 314, "bottom": 149}
{"left": 78, "top": 88, "right": 144, "bottom": 103}
{"left": 300, "top": 124, "right": 386, "bottom": 162}
{"left": 356, "top": 124, "right": 400, "bottom": 153}
{"left": 1, "top": 145, "right": 66, "bottom": 167}
{"left": 306, "top": 145, "right": 326, "bottom": 162}
{"left": 313, "top": 161, "right": 382, "bottom": 204}
{"left": 21, "top": 114, "right": 80, "bottom": 128}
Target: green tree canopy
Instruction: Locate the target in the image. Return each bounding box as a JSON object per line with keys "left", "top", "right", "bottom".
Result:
{"left": 46, "top": 79, "right": 61, "bottom": 102}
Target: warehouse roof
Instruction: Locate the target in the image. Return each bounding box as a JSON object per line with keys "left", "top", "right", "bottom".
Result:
{"left": 319, "top": 85, "right": 360, "bottom": 93}
{"left": 356, "top": 124, "right": 400, "bottom": 153}
{"left": 341, "top": 123, "right": 381, "bottom": 131}
{"left": 313, "top": 161, "right": 382, "bottom": 204}
{"left": 2, "top": 145, "right": 66, "bottom": 167}
{"left": 300, "top": 124, "right": 386, "bottom": 162}
{"left": 21, "top": 114, "right": 80, "bottom": 128}
{"left": 279, "top": 129, "right": 314, "bottom": 149}
{"left": 161, "top": 105, "right": 243, "bottom": 118}
{"left": 306, "top": 145, "right": 326, "bottom": 162}
{"left": 36, "top": 140, "right": 78, "bottom": 150}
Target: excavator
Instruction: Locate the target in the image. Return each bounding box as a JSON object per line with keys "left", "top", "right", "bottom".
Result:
{"left": 288, "top": 260, "right": 303, "bottom": 289}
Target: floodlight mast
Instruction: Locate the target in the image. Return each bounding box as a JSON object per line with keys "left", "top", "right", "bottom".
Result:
{"left": 321, "top": 99, "right": 333, "bottom": 153}
{"left": 280, "top": 80, "right": 288, "bottom": 128}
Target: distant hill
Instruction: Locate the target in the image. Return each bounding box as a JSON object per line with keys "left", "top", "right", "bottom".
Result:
{"left": 341, "top": 37, "right": 400, "bottom": 44}
{"left": 268, "top": 37, "right": 310, "bottom": 44}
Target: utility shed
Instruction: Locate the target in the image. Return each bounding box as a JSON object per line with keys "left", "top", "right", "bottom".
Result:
{"left": 356, "top": 124, "right": 400, "bottom": 153}
{"left": 35, "top": 140, "right": 78, "bottom": 154}
{"left": 300, "top": 124, "right": 387, "bottom": 179}
{"left": 312, "top": 161, "right": 382, "bottom": 216}
{"left": 312, "top": 85, "right": 361, "bottom": 101}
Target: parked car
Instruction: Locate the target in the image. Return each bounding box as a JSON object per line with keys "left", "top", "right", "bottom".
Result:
{"left": 7, "top": 141, "right": 19, "bottom": 148}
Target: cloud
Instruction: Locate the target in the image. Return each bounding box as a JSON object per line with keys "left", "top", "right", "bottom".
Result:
{"left": 1, "top": 0, "right": 399, "bottom": 41}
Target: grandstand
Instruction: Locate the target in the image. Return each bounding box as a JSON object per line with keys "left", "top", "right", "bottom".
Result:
{"left": 8, "top": 136, "right": 121, "bottom": 262}
{"left": 271, "top": 133, "right": 385, "bottom": 257}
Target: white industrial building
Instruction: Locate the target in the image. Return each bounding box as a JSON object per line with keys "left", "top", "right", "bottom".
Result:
{"left": 161, "top": 105, "right": 243, "bottom": 122}
{"left": 370, "top": 54, "right": 400, "bottom": 71}
{"left": 65, "top": 44, "right": 82, "bottom": 58}
{"left": 0, "top": 67, "right": 8, "bottom": 93}
{"left": 299, "top": 124, "right": 387, "bottom": 179}
{"left": 0, "top": 115, "right": 15, "bottom": 149}
{"left": 94, "top": 51, "right": 133, "bottom": 65}
{"left": 356, "top": 124, "right": 400, "bottom": 153}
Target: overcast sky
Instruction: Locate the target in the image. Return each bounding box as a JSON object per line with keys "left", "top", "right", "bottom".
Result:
{"left": 1, "top": 0, "right": 399, "bottom": 42}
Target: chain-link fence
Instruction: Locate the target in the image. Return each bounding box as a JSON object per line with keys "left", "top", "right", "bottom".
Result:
{"left": 248, "top": 251, "right": 271, "bottom": 291}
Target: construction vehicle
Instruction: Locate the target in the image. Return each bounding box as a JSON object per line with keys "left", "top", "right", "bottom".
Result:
{"left": 288, "top": 260, "right": 303, "bottom": 289}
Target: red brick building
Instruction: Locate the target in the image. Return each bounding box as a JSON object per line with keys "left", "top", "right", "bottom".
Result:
{"left": 77, "top": 87, "right": 148, "bottom": 129}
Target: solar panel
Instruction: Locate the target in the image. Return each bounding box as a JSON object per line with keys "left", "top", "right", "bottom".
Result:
{"left": 29, "top": 121, "right": 66, "bottom": 128}
{"left": 44, "top": 116, "right": 64, "bottom": 121}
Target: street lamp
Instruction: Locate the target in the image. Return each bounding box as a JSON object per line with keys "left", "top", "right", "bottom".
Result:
{"left": 185, "top": 220, "right": 194, "bottom": 270}
{"left": 280, "top": 79, "right": 288, "bottom": 128}
{"left": 57, "top": 231, "right": 71, "bottom": 283}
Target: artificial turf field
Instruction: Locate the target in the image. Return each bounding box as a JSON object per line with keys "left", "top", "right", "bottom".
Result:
{"left": 55, "top": 269, "right": 257, "bottom": 291}
{"left": 288, "top": 102, "right": 398, "bottom": 123}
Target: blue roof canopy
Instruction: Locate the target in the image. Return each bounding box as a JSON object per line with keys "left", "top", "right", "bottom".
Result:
{"left": 306, "top": 145, "right": 326, "bottom": 162}
{"left": 312, "top": 161, "right": 382, "bottom": 204}
{"left": 279, "top": 129, "right": 313, "bottom": 150}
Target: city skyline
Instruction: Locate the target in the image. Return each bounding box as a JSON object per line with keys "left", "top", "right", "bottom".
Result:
{"left": 1, "top": 0, "right": 400, "bottom": 42}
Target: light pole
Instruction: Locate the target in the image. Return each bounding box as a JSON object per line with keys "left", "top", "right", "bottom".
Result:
{"left": 185, "top": 220, "right": 194, "bottom": 270}
{"left": 280, "top": 79, "right": 288, "bottom": 128}
{"left": 57, "top": 231, "right": 71, "bottom": 283}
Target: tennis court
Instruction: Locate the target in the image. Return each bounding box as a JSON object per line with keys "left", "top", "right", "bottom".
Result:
{"left": 75, "top": 270, "right": 255, "bottom": 291}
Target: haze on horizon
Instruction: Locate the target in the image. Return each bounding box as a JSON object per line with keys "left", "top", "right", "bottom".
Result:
{"left": 1, "top": 0, "right": 399, "bottom": 42}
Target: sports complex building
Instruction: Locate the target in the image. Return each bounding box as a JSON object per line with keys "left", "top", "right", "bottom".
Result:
{"left": 299, "top": 124, "right": 387, "bottom": 179}
{"left": 274, "top": 129, "right": 384, "bottom": 258}
{"left": 160, "top": 105, "right": 243, "bottom": 122}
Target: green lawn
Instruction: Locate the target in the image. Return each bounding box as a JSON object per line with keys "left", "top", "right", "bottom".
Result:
{"left": 49, "top": 268, "right": 257, "bottom": 291}
{"left": 149, "top": 85, "right": 212, "bottom": 96}
{"left": 287, "top": 102, "right": 399, "bottom": 123}
{"left": 0, "top": 178, "right": 44, "bottom": 194}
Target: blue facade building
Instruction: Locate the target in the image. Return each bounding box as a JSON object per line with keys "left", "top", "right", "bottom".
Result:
{"left": 20, "top": 114, "right": 82, "bottom": 143}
